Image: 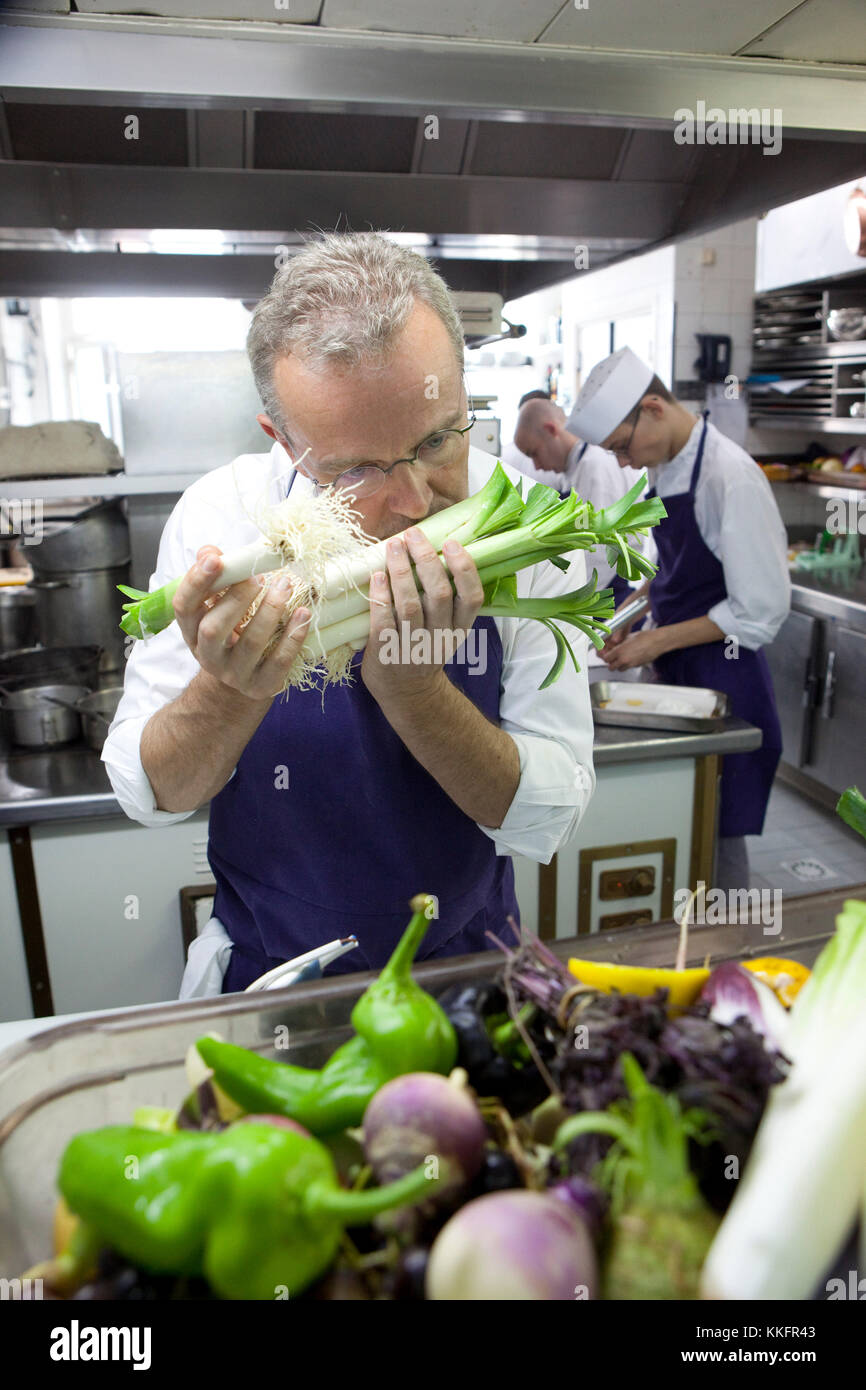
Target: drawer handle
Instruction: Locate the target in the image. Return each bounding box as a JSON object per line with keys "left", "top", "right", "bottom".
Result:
{"left": 820, "top": 649, "right": 836, "bottom": 719}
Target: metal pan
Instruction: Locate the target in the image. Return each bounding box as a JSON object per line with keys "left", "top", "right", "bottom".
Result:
{"left": 0, "top": 683, "right": 89, "bottom": 748}
{"left": 591, "top": 680, "right": 729, "bottom": 732}
{"left": 0, "top": 645, "right": 102, "bottom": 693}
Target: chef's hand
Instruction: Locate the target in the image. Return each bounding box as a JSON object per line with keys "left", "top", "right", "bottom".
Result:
{"left": 361, "top": 527, "right": 484, "bottom": 708}
{"left": 600, "top": 585, "right": 650, "bottom": 657}
{"left": 172, "top": 545, "right": 311, "bottom": 700}
{"left": 602, "top": 627, "right": 669, "bottom": 672}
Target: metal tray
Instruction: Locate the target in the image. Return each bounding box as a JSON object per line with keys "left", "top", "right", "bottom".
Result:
{"left": 591, "top": 680, "right": 729, "bottom": 733}
{"left": 1, "top": 890, "right": 854, "bottom": 1283}
{"left": 805, "top": 469, "right": 866, "bottom": 490}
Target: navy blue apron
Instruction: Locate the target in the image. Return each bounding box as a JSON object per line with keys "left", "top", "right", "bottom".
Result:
{"left": 208, "top": 472, "right": 519, "bottom": 990}
{"left": 646, "top": 417, "right": 782, "bottom": 838}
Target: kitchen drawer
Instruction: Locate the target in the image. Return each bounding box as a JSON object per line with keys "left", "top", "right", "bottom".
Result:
{"left": 806, "top": 622, "right": 866, "bottom": 794}
{"left": 29, "top": 811, "right": 212, "bottom": 1015}
{"left": 0, "top": 836, "right": 32, "bottom": 1024}
{"left": 765, "top": 610, "right": 822, "bottom": 768}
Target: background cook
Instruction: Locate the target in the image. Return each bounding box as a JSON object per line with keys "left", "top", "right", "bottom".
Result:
{"left": 569, "top": 347, "right": 791, "bottom": 892}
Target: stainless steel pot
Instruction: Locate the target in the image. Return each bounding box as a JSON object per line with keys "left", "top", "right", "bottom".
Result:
{"left": 0, "top": 683, "right": 89, "bottom": 748}
{"left": 27, "top": 501, "right": 130, "bottom": 576}
{"left": 0, "top": 588, "right": 37, "bottom": 654}
{"left": 30, "top": 564, "right": 130, "bottom": 675}
{"left": 826, "top": 308, "right": 866, "bottom": 342}
{"left": 76, "top": 685, "right": 123, "bottom": 752}
{"left": 0, "top": 644, "right": 102, "bottom": 692}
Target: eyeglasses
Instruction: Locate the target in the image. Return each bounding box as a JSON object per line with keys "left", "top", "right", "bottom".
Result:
{"left": 610, "top": 409, "right": 641, "bottom": 459}
{"left": 294, "top": 414, "right": 477, "bottom": 500}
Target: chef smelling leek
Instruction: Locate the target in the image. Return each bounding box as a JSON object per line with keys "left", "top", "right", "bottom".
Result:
{"left": 569, "top": 347, "right": 790, "bottom": 892}
{"left": 102, "top": 233, "right": 602, "bottom": 996}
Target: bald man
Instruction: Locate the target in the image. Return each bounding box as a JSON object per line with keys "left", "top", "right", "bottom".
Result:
{"left": 513, "top": 397, "right": 644, "bottom": 611}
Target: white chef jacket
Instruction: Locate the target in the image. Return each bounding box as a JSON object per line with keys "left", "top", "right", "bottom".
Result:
{"left": 648, "top": 419, "right": 790, "bottom": 651}
{"left": 510, "top": 441, "right": 646, "bottom": 667}
{"left": 103, "top": 444, "right": 596, "bottom": 991}
{"left": 500, "top": 439, "right": 535, "bottom": 473}
{"left": 513, "top": 440, "right": 643, "bottom": 590}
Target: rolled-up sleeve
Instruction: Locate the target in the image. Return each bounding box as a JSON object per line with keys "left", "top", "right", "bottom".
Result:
{"left": 102, "top": 482, "right": 224, "bottom": 826}
{"left": 704, "top": 476, "right": 791, "bottom": 651}
{"left": 476, "top": 550, "right": 596, "bottom": 864}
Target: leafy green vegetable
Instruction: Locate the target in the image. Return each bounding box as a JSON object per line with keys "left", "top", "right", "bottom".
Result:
{"left": 837, "top": 786, "right": 866, "bottom": 841}
{"left": 553, "top": 1053, "right": 720, "bottom": 1299}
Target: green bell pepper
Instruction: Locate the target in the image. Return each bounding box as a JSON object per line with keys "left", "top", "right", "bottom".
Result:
{"left": 58, "top": 1121, "right": 438, "bottom": 1299}
{"left": 195, "top": 894, "right": 457, "bottom": 1135}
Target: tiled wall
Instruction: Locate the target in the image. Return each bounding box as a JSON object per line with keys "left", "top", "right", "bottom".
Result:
{"left": 673, "top": 218, "right": 757, "bottom": 392}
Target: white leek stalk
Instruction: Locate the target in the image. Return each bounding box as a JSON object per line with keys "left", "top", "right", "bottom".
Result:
{"left": 700, "top": 899, "right": 866, "bottom": 1300}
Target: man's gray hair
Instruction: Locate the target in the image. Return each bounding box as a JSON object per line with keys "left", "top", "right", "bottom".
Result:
{"left": 247, "top": 232, "right": 465, "bottom": 434}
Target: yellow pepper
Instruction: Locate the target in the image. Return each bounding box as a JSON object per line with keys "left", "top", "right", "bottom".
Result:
{"left": 567, "top": 959, "right": 710, "bottom": 1011}
{"left": 742, "top": 957, "right": 810, "bottom": 1007}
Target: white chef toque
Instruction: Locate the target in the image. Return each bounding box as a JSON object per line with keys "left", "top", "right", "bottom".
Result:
{"left": 566, "top": 347, "right": 655, "bottom": 445}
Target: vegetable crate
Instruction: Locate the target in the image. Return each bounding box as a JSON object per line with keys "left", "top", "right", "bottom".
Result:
{"left": 0, "top": 899, "right": 841, "bottom": 1281}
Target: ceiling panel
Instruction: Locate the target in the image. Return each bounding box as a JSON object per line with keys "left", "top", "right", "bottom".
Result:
{"left": 540, "top": 1, "right": 801, "bottom": 56}
{"left": 320, "top": 0, "right": 561, "bottom": 43}
{"left": 739, "top": 0, "right": 866, "bottom": 64}
{"left": 470, "top": 122, "right": 626, "bottom": 180}
{"left": 2, "top": 0, "right": 69, "bottom": 11}
{"left": 74, "top": 0, "right": 320, "bottom": 16}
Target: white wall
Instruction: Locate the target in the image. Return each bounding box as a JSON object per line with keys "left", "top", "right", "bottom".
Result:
{"left": 756, "top": 176, "right": 866, "bottom": 292}
{"left": 479, "top": 282, "right": 563, "bottom": 450}
{"left": 0, "top": 301, "right": 53, "bottom": 427}
{"left": 559, "top": 245, "right": 676, "bottom": 404}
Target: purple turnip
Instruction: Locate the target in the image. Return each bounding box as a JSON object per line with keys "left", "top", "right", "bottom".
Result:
{"left": 425, "top": 1190, "right": 598, "bottom": 1300}
{"left": 363, "top": 1070, "right": 487, "bottom": 1194}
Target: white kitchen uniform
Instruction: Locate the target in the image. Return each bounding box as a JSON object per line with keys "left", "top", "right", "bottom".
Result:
{"left": 103, "top": 444, "right": 597, "bottom": 997}
{"left": 647, "top": 419, "right": 790, "bottom": 651}
{"left": 500, "top": 439, "right": 535, "bottom": 473}
{"left": 511, "top": 441, "right": 646, "bottom": 667}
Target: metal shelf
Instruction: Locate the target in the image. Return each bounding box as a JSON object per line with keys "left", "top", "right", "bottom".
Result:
{"left": 773, "top": 480, "right": 866, "bottom": 504}
{"left": 0, "top": 473, "right": 204, "bottom": 500}
{"left": 749, "top": 415, "right": 866, "bottom": 434}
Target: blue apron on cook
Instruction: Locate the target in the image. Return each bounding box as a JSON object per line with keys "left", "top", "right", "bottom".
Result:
{"left": 646, "top": 415, "right": 782, "bottom": 838}
{"left": 207, "top": 475, "right": 519, "bottom": 990}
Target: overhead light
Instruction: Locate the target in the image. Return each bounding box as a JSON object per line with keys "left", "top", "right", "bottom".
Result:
{"left": 149, "top": 228, "right": 227, "bottom": 255}
{"left": 381, "top": 232, "right": 431, "bottom": 248}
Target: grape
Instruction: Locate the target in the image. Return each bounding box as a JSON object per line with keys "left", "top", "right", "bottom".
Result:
{"left": 472, "top": 1148, "right": 522, "bottom": 1195}
{"left": 390, "top": 1246, "right": 429, "bottom": 1300}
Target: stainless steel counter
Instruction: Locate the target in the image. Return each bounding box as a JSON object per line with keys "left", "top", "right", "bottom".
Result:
{"left": 593, "top": 717, "right": 761, "bottom": 766}
{"left": 791, "top": 572, "right": 866, "bottom": 633}
{"left": 0, "top": 718, "right": 762, "bottom": 827}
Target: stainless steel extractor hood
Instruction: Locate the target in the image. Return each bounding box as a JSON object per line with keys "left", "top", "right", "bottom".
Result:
{"left": 0, "top": 6, "right": 864, "bottom": 299}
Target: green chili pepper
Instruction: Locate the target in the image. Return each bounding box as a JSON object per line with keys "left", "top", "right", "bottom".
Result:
{"left": 58, "top": 1121, "right": 438, "bottom": 1300}
{"left": 195, "top": 895, "right": 457, "bottom": 1135}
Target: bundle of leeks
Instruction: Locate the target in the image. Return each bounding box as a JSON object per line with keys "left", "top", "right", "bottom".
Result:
{"left": 118, "top": 464, "right": 665, "bottom": 692}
